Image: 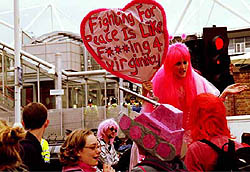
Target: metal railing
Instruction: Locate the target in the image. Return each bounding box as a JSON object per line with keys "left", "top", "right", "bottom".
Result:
{"left": 0, "top": 88, "right": 14, "bottom": 111}
{"left": 119, "top": 86, "right": 160, "bottom": 106}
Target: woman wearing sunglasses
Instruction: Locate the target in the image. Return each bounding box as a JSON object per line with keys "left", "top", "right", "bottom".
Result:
{"left": 97, "top": 118, "right": 119, "bottom": 170}
{"left": 60, "top": 129, "right": 114, "bottom": 172}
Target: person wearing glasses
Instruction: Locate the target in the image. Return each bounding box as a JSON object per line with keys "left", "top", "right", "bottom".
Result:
{"left": 60, "top": 129, "right": 114, "bottom": 172}
{"left": 97, "top": 118, "right": 119, "bottom": 170}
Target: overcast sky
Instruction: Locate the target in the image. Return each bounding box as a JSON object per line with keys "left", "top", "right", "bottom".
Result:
{"left": 1, "top": 0, "right": 250, "bottom": 44}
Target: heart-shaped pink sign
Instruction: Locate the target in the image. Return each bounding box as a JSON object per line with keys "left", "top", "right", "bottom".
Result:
{"left": 80, "top": 0, "right": 168, "bottom": 83}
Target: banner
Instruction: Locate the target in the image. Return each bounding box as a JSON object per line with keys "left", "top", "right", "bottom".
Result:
{"left": 80, "top": 0, "right": 168, "bottom": 83}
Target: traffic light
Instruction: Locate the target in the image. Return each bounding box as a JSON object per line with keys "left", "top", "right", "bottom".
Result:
{"left": 202, "top": 26, "right": 234, "bottom": 92}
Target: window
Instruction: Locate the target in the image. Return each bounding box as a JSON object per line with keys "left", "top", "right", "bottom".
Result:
{"left": 245, "top": 36, "right": 250, "bottom": 48}
{"left": 235, "top": 43, "right": 245, "bottom": 53}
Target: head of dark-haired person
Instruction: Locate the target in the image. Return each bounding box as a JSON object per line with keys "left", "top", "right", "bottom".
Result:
{"left": 22, "top": 102, "right": 48, "bottom": 130}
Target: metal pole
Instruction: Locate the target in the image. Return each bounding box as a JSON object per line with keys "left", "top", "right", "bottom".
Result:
{"left": 83, "top": 46, "right": 88, "bottom": 108}
{"left": 84, "top": 46, "right": 88, "bottom": 71}
{"left": 66, "top": 80, "right": 69, "bottom": 108}
{"left": 14, "top": 0, "right": 22, "bottom": 127}
{"left": 0, "top": 40, "right": 55, "bottom": 70}
{"left": 24, "top": 5, "right": 50, "bottom": 31}
{"left": 52, "top": 4, "right": 64, "bottom": 30}
{"left": 104, "top": 74, "right": 107, "bottom": 119}
{"left": 85, "top": 78, "right": 88, "bottom": 107}
{"left": 119, "top": 78, "right": 123, "bottom": 105}
{"left": 213, "top": 0, "right": 250, "bottom": 24}
{"left": 173, "top": 0, "right": 192, "bottom": 35}
{"left": 60, "top": 108, "right": 63, "bottom": 136}
{"left": 55, "top": 53, "right": 63, "bottom": 136}
{"left": 37, "top": 66, "right": 40, "bottom": 103}
{"left": 81, "top": 105, "right": 84, "bottom": 128}
{"left": 50, "top": 4, "right": 53, "bottom": 31}
{"left": 119, "top": 86, "right": 160, "bottom": 107}
{"left": 55, "top": 53, "right": 62, "bottom": 109}
{"left": 75, "top": 88, "right": 78, "bottom": 107}
{"left": 32, "top": 83, "right": 36, "bottom": 102}
{"left": 241, "top": 0, "right": 250, "bottom": 13}
{"left": 2, "top": 51, "right": 5, "bottom": 96}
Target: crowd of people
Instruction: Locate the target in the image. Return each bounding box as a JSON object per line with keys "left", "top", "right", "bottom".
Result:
{"left": 0, "top": 42, "right": 249, "bottom": 172}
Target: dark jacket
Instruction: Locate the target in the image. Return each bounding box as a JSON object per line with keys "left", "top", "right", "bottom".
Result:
{"left": 19, "top": 131, "right": 48, "bottom": 171}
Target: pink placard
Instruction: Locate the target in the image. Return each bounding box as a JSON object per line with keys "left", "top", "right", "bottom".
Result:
{"left": 80, "top": 0, "right": 168, "bottom": 83}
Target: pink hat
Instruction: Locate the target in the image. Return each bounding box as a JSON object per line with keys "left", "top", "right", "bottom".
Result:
{"left": 119, "top": 104, "right": 184, "bottom": 161}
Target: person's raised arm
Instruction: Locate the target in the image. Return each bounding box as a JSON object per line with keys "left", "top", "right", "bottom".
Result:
{"left": 219, "top": 83, "right": 248, "bottom": 101}
{"left": 142, "top": 81, "right": 153, "bottom": 97}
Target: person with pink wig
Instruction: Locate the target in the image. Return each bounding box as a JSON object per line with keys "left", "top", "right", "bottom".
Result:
{"left": 142, "top": 42, "right": 247, "bottom": 129}
{"left": 97, "top": 118, "right": 119, "bottom": 169}
{"left": 184, "top": 93, "right": 245, "bottom": 171}
{"left": 128, "top": 42, "right": 247, "bottom": 171}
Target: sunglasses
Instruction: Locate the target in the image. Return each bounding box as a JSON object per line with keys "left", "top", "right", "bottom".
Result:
{"left": 109, "top": 127, "right": 117, "bottom": 132}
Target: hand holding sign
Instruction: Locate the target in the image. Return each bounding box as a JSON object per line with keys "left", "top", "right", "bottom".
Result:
{"left": 80, "top": 0, "right": 169, "bottom": 83}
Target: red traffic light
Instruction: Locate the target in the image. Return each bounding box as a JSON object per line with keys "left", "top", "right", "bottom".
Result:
{"left": 213, "top": 36, "right": 224, "bottom": 50}
{"left": 216, "top": 59, "right": 220, "bottom": 65}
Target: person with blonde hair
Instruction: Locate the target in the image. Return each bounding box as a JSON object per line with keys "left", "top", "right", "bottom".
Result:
{"left": 60, "top": 128, "right": 114, "bottom": 172}
{"left": 0, "top": 120, "right": 28, "bottom": 172}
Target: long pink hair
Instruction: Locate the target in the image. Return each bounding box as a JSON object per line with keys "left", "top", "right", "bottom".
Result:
{"left": 142, "top": 43, "right": 220, "bottom": 129}
{"left": 152, "top": 43, "right": 196, "bottom": 128}
{"left": 189, "top": 93, "right": 231, "bottom": 142}
{"left": 160, "top": 43, "right": 196, "bottom": 109}
{"left": 97, "top": 118, "right": 119, "bottom": 144}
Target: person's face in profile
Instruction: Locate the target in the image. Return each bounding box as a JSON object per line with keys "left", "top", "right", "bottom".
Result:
{"left": 78, "top": 134, "right": 101, "bottom": 166}
{"left": 173, "top": 58, "right": 189, "bottom": 79}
